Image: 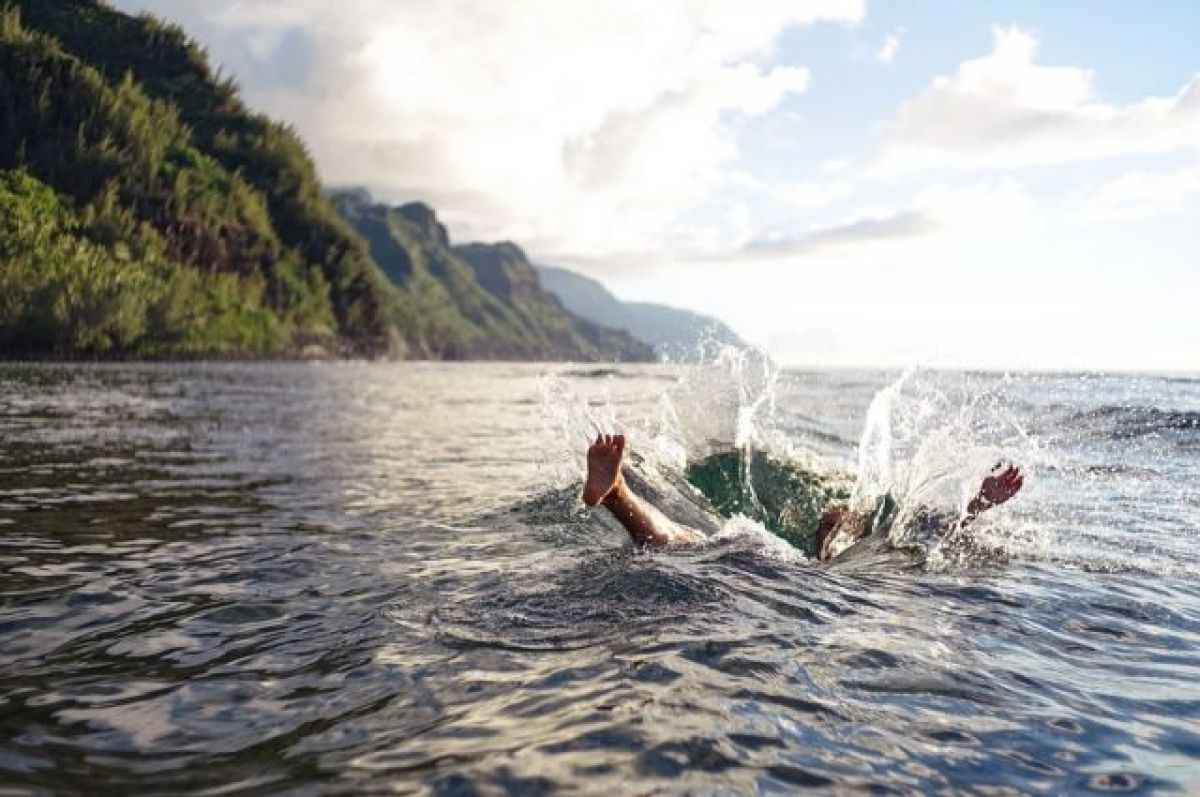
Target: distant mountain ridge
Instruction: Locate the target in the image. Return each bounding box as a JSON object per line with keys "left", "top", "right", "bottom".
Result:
{"left": 332, "top": 190, "right": 653, "bottom": 361}
{"left": 536, "top": 265, "right": 745, "bottom": 361}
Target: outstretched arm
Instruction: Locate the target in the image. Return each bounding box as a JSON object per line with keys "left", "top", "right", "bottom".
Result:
{"left": 584, "top": 434, "right": 703, "bottom": 548}
{"left": 957, "top": 462, "right": 1024, "bottom": 532}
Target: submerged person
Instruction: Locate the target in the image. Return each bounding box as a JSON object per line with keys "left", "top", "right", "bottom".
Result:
{"left": 582, "top": 434, "right": 1024, "bottom": 560}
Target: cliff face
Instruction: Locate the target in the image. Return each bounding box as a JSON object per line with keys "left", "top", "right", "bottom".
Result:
{"left": 333, "top": 192, "right": 654, "bottom": 361}
{"left": 536, "top": 265, "right": 745, "bottom": 361}
{"left": 0, "top": 0, "right": 652, "bottom": 362}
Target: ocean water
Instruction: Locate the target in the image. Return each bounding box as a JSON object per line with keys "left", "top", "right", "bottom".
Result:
{"left": 1, "top": 360, "right": 1198, "bottom": 795}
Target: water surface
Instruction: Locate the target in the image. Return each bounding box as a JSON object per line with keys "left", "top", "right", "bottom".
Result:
{"left": 1, "top": 362, "right": 1198, "bottom": 794}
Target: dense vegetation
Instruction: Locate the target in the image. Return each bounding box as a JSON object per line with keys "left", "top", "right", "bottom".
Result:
{"left": 0, "top": 0, "right": 651, "bottom": 361}
{"left": 0, "top": 2, "right": 353, "bottom": 355}
{"left": 0, "top": 169, "right": 283, "bottom": 355}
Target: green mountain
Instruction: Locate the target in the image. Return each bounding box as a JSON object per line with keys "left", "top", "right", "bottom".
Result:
{"left": 332, "top": 190, "right": 652, "bottom": 361}
{"left": 0, "top": 0, "right": 651, "bottom": 362}
{"left": 536, "top": 265, "right": 745, "bottom": 361}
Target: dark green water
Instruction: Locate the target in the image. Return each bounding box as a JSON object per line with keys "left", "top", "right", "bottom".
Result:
{"left": 685, "top": 450, "right": 849, "bottom": 555}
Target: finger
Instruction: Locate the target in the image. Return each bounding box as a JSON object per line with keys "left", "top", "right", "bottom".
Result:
{"left": 615, "top": 434, "right": 625, "bottom": 450}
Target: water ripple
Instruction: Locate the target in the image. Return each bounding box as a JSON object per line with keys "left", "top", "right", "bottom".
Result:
{"left": 0, "top": 363, "right": 1197, "bottom": 794}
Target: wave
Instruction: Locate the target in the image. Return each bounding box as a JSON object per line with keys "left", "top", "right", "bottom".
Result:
{"left": 1069, "top": 405, "right": 1200, "bottom": 440}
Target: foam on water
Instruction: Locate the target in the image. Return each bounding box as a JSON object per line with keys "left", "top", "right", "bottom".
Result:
{"left": 704, "top": 514, "right": 810, "bottom": 563}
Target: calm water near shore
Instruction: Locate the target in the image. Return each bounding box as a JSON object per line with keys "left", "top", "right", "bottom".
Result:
{"left": 1, "top": 361, "right": 1198, "bottom": 794}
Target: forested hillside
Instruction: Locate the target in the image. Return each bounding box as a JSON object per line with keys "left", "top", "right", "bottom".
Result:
{"left": 332, "top": 190, "right": 653, "bottom": 360}
{"left": 0, "top": 0, "right": 651, "bottom": 361}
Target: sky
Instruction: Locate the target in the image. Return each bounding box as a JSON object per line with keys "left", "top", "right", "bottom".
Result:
{"left": 113, "top": 0, "right": 1200, "bottom": 371}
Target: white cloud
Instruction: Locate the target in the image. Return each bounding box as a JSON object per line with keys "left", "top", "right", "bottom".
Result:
{"left": 879, "top": 26, "right": 1200, "bottom": 173}
{"left": 915, "top": 177, "right": 1033, "bottom": 233}
{"left": 875, "top": 27, "right": 903, "bottom": 63}
{"left": 725, "top": 169, "right": 854, "bottom": 210}
{"left": 741, "top": 209, "right": 933, "bottom": 259}
{"left": 736, "top": 177, "right": 1030, "bottom": 261}
{"left": 113, "top": 0, "right": 864, "bottom": 269}
{"left": 1088, "top": 163, "right": 1200, "bottom": 219}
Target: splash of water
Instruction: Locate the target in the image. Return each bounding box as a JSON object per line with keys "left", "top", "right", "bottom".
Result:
{"left": 844, "top": 370, "right": 1055, "bottom": 566}
{"left": 851, "top": 369, "right": 912, "bottom": 509}
{"left": 536, "top": 346, "right": 842, "bottom": 555}
{"left": 538, "top": 350, "right": 1063, "bottom": 568}
{"left": 537, "top": 346, "right": 788, "bottom": 478}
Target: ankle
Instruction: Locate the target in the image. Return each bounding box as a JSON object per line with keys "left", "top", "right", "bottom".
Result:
{"left": 600, "top": 476, "right": 628, "bottom": 509}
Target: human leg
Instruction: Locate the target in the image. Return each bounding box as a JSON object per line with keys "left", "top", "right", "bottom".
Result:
{"left": 584, "top": 434, "right": 704, "bottom": 548}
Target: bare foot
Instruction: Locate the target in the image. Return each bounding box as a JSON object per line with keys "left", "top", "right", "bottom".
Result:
{"left": 967, "top": 462, "right": 1024, "bottom": 517}
{"left": 583, "top": 434, "right": 625, "bottom": 507}
{"left": 979, "top": 462, "right": 1024, "bottom": 507}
